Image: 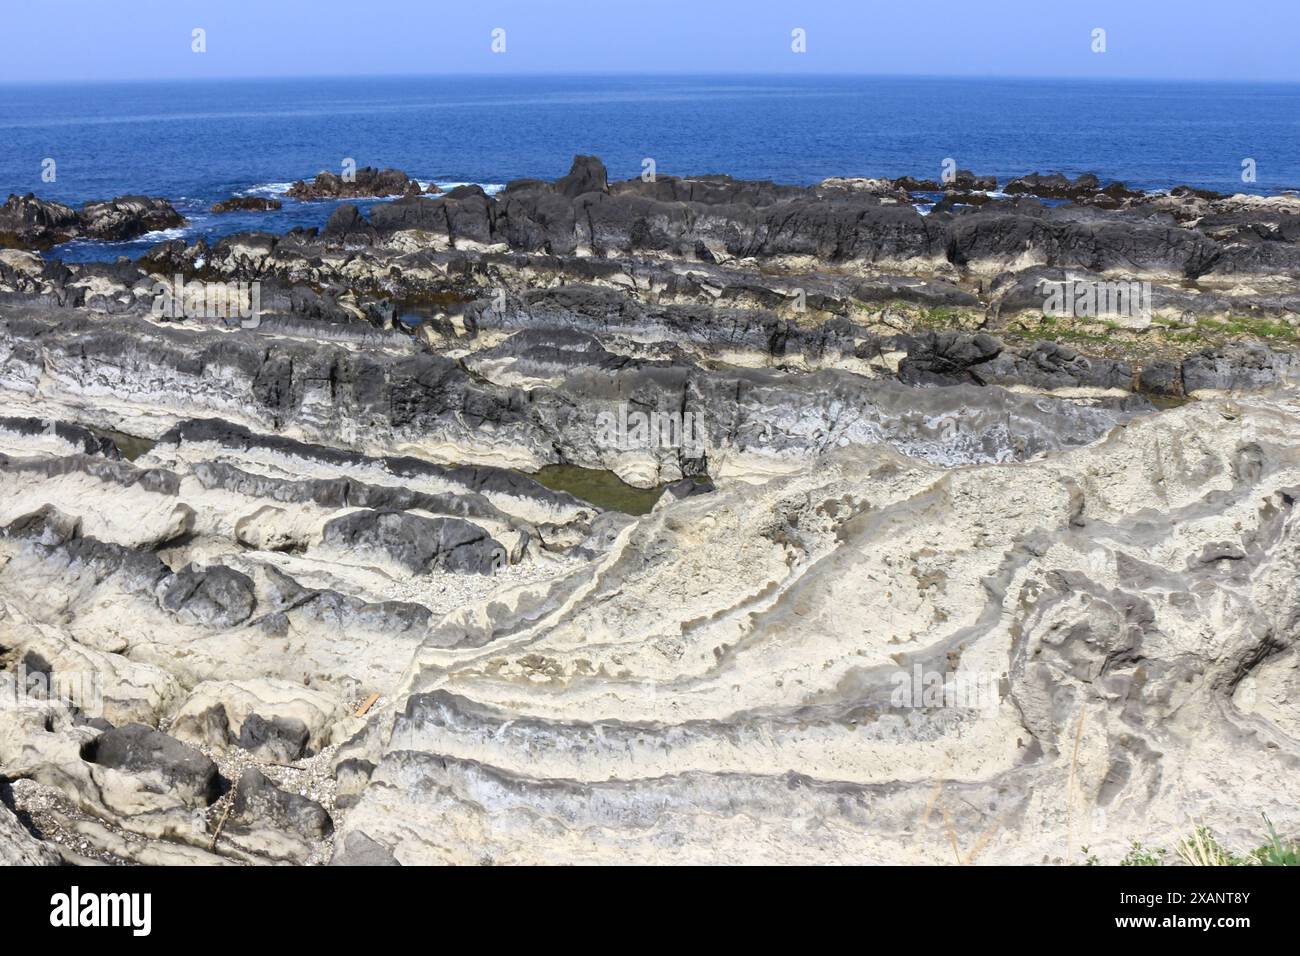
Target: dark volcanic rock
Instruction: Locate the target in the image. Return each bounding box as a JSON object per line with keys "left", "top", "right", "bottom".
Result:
{"left": 287, "top": 167, "right": 420, "bottom": 200}
{"left": 83, "top": 724, "right": 221, "bottom": 807}
{"left": 493, "top": 178, "right": 941, "bottom": 261}
{"left": 893, "top": 176, "right": 944, "bottom": 193}
{"left": 237, "top": 713, "right": 311, "bottom": 762}
{"left": 275, "top": 153, "right": 1294, "bottom": 283}
{"left": 898, "top": 332, "right": 1003, "bottom": 385}
{"left": 231, "top": 769, "right": 331, "bottom": 835}
{"left": 661, "top": 478, "right": 717, "bottom": 503}
{"left": 1004, "top": 172, "right": 1102, "bottom": 200}
{"left": 553, "top": 155, "right": 609, "bottom": 198}
{"left": 322, "top": 203, "right": 377, "bottom": 244}
{"left": 981, "top": 342, "right": 1133, "bottom": 392}
{"left": 1181, "top": 343, "right": 1295, "bottom": 394}
{"left": 946, "top": 211, "right": 1217, "bottom": 275}
{"left": 77, "top": 196, "right": 186, "bottom": 241}
{"left": 0, "top": 194, "right": 80, "bottom": 249}
{"left": 611, "top": 173, "right": 808, "bottom": 206}
{"left": 211, "top": 196, "right": 283, "bottom": 213}
{"left": 898, "top": 334, "right": 1135, "bottom": 392}
{"left": 3, "top": 505, "right": 81, "bottom": 546}
{"left": 467, "top": 327, "right": 625, "bottom": 378}
{"left": 158, "top": 564, "right": 257, "bottom": 628}
{"left": 362, "top": 196, "right": 446, "bottom": 236}
{"left": 322, "top": 510, "right": 507, "bottom": 574}
{"left": 158, "top": 418, "right": 584, "bottom": 511}
{"left": 0, "top": 193, "right": 184, "bottom": 249}
{"left": 930, "top": 193, "right": 994, "bottom": 214}
{"left": 1003, "top": 172, "right": 1143, "bottom": 207}
{"left": 946, "top": 170, "right": 997, "bottom": 192}
{"left": 1138, "top": 360, "right": 1184, "bottom": 399}
{"left": 227, "top": 768, "right": 332, "bottom": 853}
{"left": 0, "top": 416, "right": 121, "bottom": 458}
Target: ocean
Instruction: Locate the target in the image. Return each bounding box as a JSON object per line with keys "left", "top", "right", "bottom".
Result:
{"left": 1, "top": 74, "right": 1298, "bottom": 262}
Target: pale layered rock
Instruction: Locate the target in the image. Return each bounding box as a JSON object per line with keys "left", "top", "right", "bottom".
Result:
{"left": 333, "top": 394, "right": 1300, "bottom": 864}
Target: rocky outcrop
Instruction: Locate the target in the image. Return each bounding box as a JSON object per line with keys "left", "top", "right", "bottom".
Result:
{"left": 982, "top": 341, "right": 1133, "bottom": 393}
{"left": 1181, "top": 343, "right": 1295, "bottom": 396}
{"left": 816, "top": 177, "right": 912, "bottom": 202}
{"left": 554, "top": 154, "right": 609, "bottom": 198}
{"left": 897, "top": 331, "right": 1003, "bottom": 385}
{"left": 82, "top": 724, "right": 221, "bottom": 807}
{"left": 158, "top": 565, "right": 257, "bottom": 629}
{"left": 169, "top": 679, "right": 342, "bottom": 757}
{"left": 220, "top": 768, "right": 331, "bottom": 864}
{"left": 321, "top": 511, "right": 506, "bottom": 575}
{"left": 0, "top": 309, "right": 1146, "bottom": 488}
{"left": 1003, "top": 171, "right": 1143, "bottom": 207}
{"left": 213, "top": 155, "right": 1300, "bottom": 288}
{"left": 0, "top": 193, "right": 184, "bottom": 249}
{"left": 237, "top": 714, "right": 311, "bottom": 763}
{"left": 287, "top": 167, "right": 423, "bottom": 200}
{"left": 0, "top": 195, "right": 79, "bottom": 249}
{"left": 211, "top": 196, "right": 282, "bottom": 213}
{"left": 330, "top": 829, "right": 400, "bottom": 865}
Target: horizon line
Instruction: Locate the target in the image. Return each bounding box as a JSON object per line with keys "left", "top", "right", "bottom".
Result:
{"left": 4, "top": 70, "right": 1300, "bottom": 88}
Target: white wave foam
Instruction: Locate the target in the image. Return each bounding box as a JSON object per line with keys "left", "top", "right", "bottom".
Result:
{"left": 241, "top": 182, "right": 294, "bottom": 198}
{"left": 138, "top": 227, "right": 191, "bottom": 241}
{"left": 239, "top": 179, "right": 506, "bottom": 202}
{"left": 429, "top": 181, "right": 506, "bottom": 196}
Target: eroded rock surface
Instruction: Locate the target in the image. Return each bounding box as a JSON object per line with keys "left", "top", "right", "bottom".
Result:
{"left": 1, "top": 156, "right": 1298, "bottom": 865}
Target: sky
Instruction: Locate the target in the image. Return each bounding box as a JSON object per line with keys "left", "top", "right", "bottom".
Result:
{"left": 1, "top": 0, "right": 1297, "bottom": 84}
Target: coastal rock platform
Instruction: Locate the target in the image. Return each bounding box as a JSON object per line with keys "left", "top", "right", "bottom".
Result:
{"left": 2, "top": 156, "right": 1299, "bottom": 865}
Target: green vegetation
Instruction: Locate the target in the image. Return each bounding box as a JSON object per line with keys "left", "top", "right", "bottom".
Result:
{"left": 1188, "top": 315, "right": 1299, "bottom": 343}
{"left": 1120, "top": 842, "right": 1168, "bottom": 866}
{"left": 1251, "top": 817, "right": 1300, "bottom": 866}
{"left": 1080, "top": 816, "right": 1298, "bottom": 866}
{"left": 1031, "top": 314, "right": 1115, "bottom": 347}
{"left": 850, "top": 300, "right": 986, "bottom": 333}
{"left": 919, "top": 306, "right": 956, "bottom": 328}
{"left": 1175, "top": 826, "right": 1247, "bottom": 866}
{"left": 853, "top": 296, "right": 1300, "bottom": 364}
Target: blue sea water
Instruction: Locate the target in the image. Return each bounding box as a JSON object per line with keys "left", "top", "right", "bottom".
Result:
{"left": 1, "top": 74, "right": 1298, "bottom": 262}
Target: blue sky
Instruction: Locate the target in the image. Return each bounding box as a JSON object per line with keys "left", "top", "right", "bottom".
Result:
{"left": 2, "top": 0, "right": 1297, "bottom": 84}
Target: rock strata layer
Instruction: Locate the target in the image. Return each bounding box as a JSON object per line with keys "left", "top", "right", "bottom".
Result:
{"left": 1, "top": 155, "right": 1298, "bottom": 865}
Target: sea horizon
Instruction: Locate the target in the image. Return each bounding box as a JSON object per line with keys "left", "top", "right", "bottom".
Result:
{"left": 6, "top": 71, "right": 1300, "bottom": 88}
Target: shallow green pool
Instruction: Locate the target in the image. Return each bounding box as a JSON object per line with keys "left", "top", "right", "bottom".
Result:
{"left": 530, "top": 465, "right": 709, "bottom": 515}
{"left": 81, "top": 424, "right": 703, "bottom": 517}
{"left": 87, "top": 427, "right": 157, "bottom": 462}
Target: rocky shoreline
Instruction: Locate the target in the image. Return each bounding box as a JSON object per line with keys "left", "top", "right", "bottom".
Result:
{"left": 1, "top": 155, "right": 1299, "bottom": 865}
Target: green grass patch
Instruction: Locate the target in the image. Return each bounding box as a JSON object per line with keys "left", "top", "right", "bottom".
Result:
{"left": 1080, "top": 816, "right": 1298, "bottom": 866}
